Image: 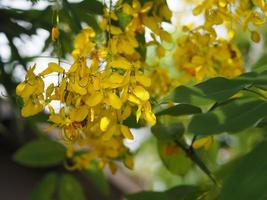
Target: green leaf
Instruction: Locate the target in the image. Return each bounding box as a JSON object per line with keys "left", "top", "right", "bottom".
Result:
{"left": 188, "top": 98, "right": 267, "bottom": 136}
{"left": 126, "top": 185, "right": 202, "bottom": 200}
{"left": 161, "top": 85, "right": 214, "bottom": 106}
{"left": 234, "top": 70, "right": 267, "bottom": 87}
{"left": 71, "top": 0, "right": 104, "bottom": 15}
{"left": 82, "top": 169, "right": 110, "bottom": 196}
{"left": 157, "top": 140, "right": 192, "bottom": 175}
{"left": 196, "top": 77, "right": 245, "bottom": 102}
{"left": 30, "top": 172, "right": 58, "bottom": 200}
{"left": 127, "top": 191, "right": 167, "bottom": 200}
{"left": 59, "top": 174, "right": 86, "bottom": 200}
{"left": 151, "top": 122, "right": 185, "bottom": 141}
{"left": 156, "top": 103, "right": 201, "bottom": 116}
{"left": 252, "top": 53, "right": 267, "bottom": 72}
{"left": 219, "top": 140, "right": 267, "bottom": 200}
{"left": 13, "top": 139, "right": 66, "bottom": 167}
{"left": 256, "top": 117, "right": 267, "bottom": 128}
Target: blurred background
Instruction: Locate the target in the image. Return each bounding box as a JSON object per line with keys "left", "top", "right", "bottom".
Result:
{"left": 1, "top": 0, "right": 267, "bottom": 199}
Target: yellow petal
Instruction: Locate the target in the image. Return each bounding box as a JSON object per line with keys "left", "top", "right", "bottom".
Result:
{"left": 120, "top": 105, "right": 132, "bottom": 121}
{"left": 142, "top": 16, "right": 160, "bottom": 34}
{"left": 133, "top": 85, "right": 150, "bottom": 101}
{"left": 86, "top": 92, "right": 103, "bottom": 106}
{"left": 109, "top": 56, "right": 132, "bottom": 69}
{"left": 159, "top": 4, "right": 172, "bottom": 21}
{"left": 193, "top": 137, "right": 213, "bottom": 150}
{"left": 49, "top": 114, "right": 63, "bottom": 125}
{"left": 192, "top": 4, "right": 204, "bottom": 16}
{"left": 110, "top": 26, "right": 123, "bottom": 35}
{"left": 159, "top": 30, "right": 172, "bottom": 42}
{"left": 107, "top": 92, "right": 122, "bottom": 109}
{"left": 122, "top": 3, "right": 133, "bottom": 15}
{"left": 144, "top": 109, "right": 156, "bottom": 125}
{"left": 46, "top": 83, "right": 54, "bottom": 97}
{"left": 136, "top": 105, "right": 142, "bottom": 122}
{"left": 68, "top": 63, "right": 78, "bottom": 74}
{"left": 39, "top": 62, "right": 64, "bottom": 76}
{"left": 135, "top": 74, "right": 151, "bottom": 87}
{"left": 156, "top": 45, "right": 165, "bottom": 57}
{"left": 252, "top": 0, "right": 265, "bottom": 9}
{"left": 102, "top": 124, "right": 117, "bottom": 141}
{"left": 120, "top": 125, "right": 134, "bottom": 140}
{"left": 123, "top": 155, "right": 134, "bottom": 170}
{"left": 144, "top": 102, "right": 156, "bottom": 125}
{"left": 90, "top": 108, "right": 95, "bottom": 122}
{"left": 140, "top": 1, "right": 153, "bottom": 13}
{"left": 16, "top": 83, "right": 26, "bottom": 96}
{"left": 128, "top": 94, "right": 141, "bottom": 105}
{"left": 100, "top": 116, "right": 111, "bottom": 131}
{"left": 71, "top": 82, "right": 87, "bottom": 95}
{"left": 21, "top": 100, "right": 43, "bottom": 117}
{"left": 109, "top": 73, "right": 124, "bottom": 84}
{"left": 69, "top": 105, "right": 88, "bottom": 122}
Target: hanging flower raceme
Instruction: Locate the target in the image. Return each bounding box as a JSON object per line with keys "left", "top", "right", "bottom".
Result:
{"left": 16, "top": 0, "right": 173, "bottom": 171}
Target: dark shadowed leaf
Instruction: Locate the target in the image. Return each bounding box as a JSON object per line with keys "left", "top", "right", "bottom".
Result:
{"left": 126, "top": 185, "right": 202, "bottom": 200}
{"left": 188, "top": 98, "right": 267, "bottom": 135}
{"left": 30, "top": 172, "right": 58, "bottom": 200}
{"left": 196, "top": 77, "right": 246, "bottom": 102}
{"left": 82, "top": 169, "right": 110, "bottom": 196}
{"left": 161, "top": 85, "right": 214, "bottom": 106}
{"left": 151, "top": 122, "right": 185, "bottom": 140}
{"left": 219, "top": 140, "right": 267, "bottom": 200}
{"left": 156, "top": 103, "right": 201, "bottom": 116}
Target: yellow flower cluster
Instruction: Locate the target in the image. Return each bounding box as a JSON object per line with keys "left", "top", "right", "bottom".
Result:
{"left": 16, "top": 0, "right": 172, "bottom": 171}
{"left": 173, "top": 0, "right": 267, "bottom": 81}
{"left": 192, "top": 0, "right": 267, "bottom": 42}
{"left": 174, "top": 30, "right": 244, "bottom": 81}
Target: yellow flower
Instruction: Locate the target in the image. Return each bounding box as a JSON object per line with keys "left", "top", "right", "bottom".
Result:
{"left": 39, "top": 62, "right": 64, "bottom": 77}
{"left": 21, "top": 100, "right": 43, "bottom": 117}
{"left": 72, "top": 27, "right": 96, "bottom": 59}
{"left": 120, "top": 124, "right": 134, "bottom": 140}
{"left": 69, "top": 105, "right": 89, "bottom": 122}
{"left": 100, "top": 116, "right": 111, "bottom": 132}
